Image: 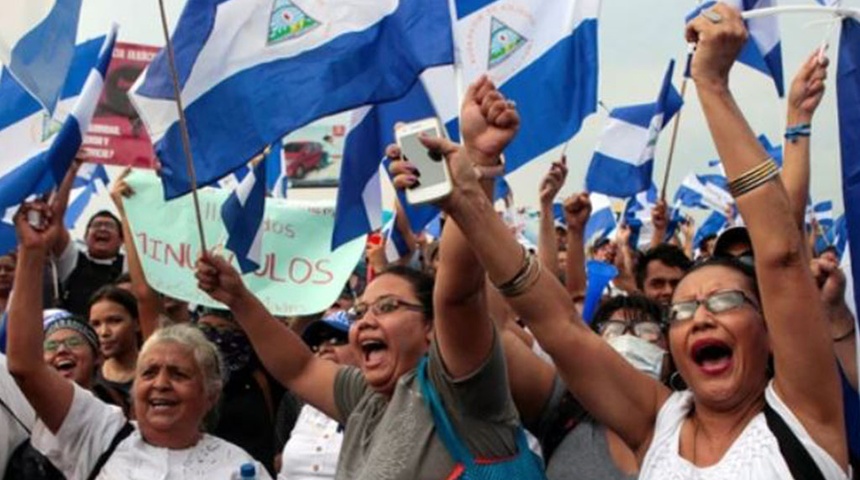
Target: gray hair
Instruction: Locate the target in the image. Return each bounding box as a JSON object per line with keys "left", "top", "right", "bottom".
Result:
{"left": 138, "top": 324, "right": 225, "bottom": 398}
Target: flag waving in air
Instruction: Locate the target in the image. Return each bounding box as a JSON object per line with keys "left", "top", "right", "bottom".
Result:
{"left": 0, "top": 0, "right": 83, "bottom": 113}
{"left": 221, "top": 158, "right": 267, "bottom": 274}
{"left": 585, "top": 60, "right": 683, "bottom": 198}
{"left": 452, "top": 0, "right": 600, "bottom": 174}
{"left": 0, "top": 27, "right": 117, "bottom": 214}
{"left": 131, "top": 0, "right": 454, "bottom": 200}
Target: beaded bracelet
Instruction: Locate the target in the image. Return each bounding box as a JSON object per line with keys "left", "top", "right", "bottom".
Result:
{"left": 784, "top": 123, "right": 811, "bottom": 143}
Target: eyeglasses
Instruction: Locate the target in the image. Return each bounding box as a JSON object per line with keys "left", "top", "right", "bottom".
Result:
{"left": 668, "top": 290, "right": 759, "bottom": 323}
{"left": 734, "top": 251, "right": 754, "bottom": 267}
{"left": 347, "top": 296, "right": 425, "bottom": 322}
{"left": 44, "top": 335, "right": 88, "bottom": 352}
{"left": 88, "top": 220, "right": 119, "bottom": 231}
{"left": 311, "top": 336, "right": 349, "bottom": 352}
{"left": 598, "top": 320, "right": 663, "bottom": 341}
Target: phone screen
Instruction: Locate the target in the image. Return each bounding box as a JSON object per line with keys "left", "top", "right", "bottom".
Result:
{"left": 399, "top": 127, "right": 446, "bottom": 188}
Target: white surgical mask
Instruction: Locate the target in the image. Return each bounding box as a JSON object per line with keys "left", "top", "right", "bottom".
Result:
{"left": 607, "top": 334, "right": 666, "bottom": 381}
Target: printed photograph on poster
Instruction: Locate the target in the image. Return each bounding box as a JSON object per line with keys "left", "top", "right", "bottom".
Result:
{"left": 275, "top": 113, "right": 347, "bottom": 188}
{"left": 80, "top": 42, "right": 160, "bottom": 169}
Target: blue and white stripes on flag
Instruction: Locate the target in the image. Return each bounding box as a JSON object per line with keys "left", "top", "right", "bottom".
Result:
{"left": 584, "top": 193, "right": 616, "bottom": 243}
{"left": 452, "top": 0, "right": 600, "bottom": 174}
{"left": 382, "top": 215, "right": 412, "bottom": 263}
{"left": 65, "top": 163, "right": 109, "bottom": 229}
{"left": 813, "top": 200, "right": 835, "bottom": 231}
{"left": 694, "top": 210, "right": 729, "bottom": 251}
{"left": 837, "top": 16, "right": 860, "bottom": 463}
{"left": 675, "top": 173, "right": 733, "bottom": 212}
{"left": 0, "top": 0, "right": 83, "bottom": 114}
{"left": 0, "top": 27, "right": 117, "bottom": 215}
{"left": 265, "top": 142, "right": 288, "bottom": 198}
{"left": 221, "top": 158, "right": 267, "bottom": 274}
{"left": 331, "top": 76, "right": 445, "bottom": 251}
{"left": 131, "top": 0, "right": 454, "bottom": 200}
{"left": 586, "top": 60, "right": 683, "bottom": 198}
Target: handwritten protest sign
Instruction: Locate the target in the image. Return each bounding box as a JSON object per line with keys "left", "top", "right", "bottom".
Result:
{"left": 123, "top": 171, "right": 365, "bottom": 315}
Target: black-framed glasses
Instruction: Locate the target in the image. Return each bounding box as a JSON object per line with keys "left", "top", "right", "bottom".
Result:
{"left": 668, "top": 290, "right": 759, "bottom": 323}
{"left": 347, "top": 296, "right": 425, "bottom": 322}
{"left": 88, "top": 220, "right": 119, "bottom": 232}
{"left": 597, "top": 320, "right": 663, "bottom": 342}
{"left": 44, "top": 335, "right": 88, "bottom": 352}
{"left": 311, "top": 336, "right": 349, "bottom": 352}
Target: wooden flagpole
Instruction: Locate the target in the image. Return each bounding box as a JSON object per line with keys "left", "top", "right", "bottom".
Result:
{"left": 156, "top": 0, "right": 208, "bottom": 253}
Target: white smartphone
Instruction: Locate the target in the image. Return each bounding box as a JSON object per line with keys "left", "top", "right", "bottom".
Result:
{"left": 395, "top": 118, "right": 452, "bottom": 205}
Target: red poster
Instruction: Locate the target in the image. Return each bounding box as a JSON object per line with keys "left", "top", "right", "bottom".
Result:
{"left": 80, "top": 42, "right": 160, "bottom": 168}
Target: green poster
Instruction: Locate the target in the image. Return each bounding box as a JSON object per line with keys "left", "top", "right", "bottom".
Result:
{"left": 123, "top": 171, "right": 365, "bottom": 316}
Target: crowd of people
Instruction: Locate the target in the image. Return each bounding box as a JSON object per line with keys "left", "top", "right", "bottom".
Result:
{"left": 0, "top": 5, "right": 856, "bottom": 479}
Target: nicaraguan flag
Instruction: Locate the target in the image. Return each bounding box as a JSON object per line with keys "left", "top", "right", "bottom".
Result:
{"left": 688, "top": 1, "right": 783, "bottom": 96}
{"left": 65, "top": 163, "right": 110, "bottom": 229}
{"left": 221, "top": 158, "right": 267, "bottom": 274}
{"left": 265, "top": 142, "right": 288, "bottom": 198}
{"left": 0, "top": 0, "right": 83, "bottom": 114}
{"left": 814, "top": 200, "right": 835, "bottom": 231}
{"left": 382, "top": 215, "right": 412, "bottom": 263}
{"left": 332, "top": 78, "right": 441, "bottom": 250}
{"left": 0, "top": 27, "right": 117, "bottom": 214}
{"left": 837, "top": 16, "right": 860, "bottom": 463}
{"left": 694, "top": 210, "right": 729, "bottom": 251}
{"left": 131, "top": 0, "right": 454, "bottom": 200}
{"left": 675, "top": 173, "right": 732, "bottom": 212}
{"left": 586, "top": 60, "right": 683, "bottom": 198}
{"left": 452, "top": 0, "right": 600, "bottom": 174}
{"left": 584, "top": 193, "right": 616, "bottom": 243}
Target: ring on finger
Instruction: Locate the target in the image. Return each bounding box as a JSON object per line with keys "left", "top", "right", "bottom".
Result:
{"left": 701, "top": 9, "right": 722, "bottom": 24}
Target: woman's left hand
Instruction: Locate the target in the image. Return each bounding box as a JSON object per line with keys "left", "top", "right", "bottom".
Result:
{"left": 195, "top": 253, "right": 248, "bottom": 307}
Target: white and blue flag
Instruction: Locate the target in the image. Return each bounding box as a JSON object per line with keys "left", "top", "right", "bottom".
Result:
{"left": 694, "top": 210, "right": 729, "bottom": 251}
{"left": 688, "top": 1, "right": 783, "bottom": 97}
{"left": 675, "top": 172, "right": 733, "bottom": 212}
{"left": 65, "top": 163, "right": 109, "bottom": 229}
{"left": 221, "top": 158, "right": 267, "bottom": 274}
{"left": 584, "top": 193, "right": 616, "bottom": 243}
{"left": 837, "top": 16, "right": 860, "bottom": 460}
{"left": 814, "top": 200, "right": 835, "bottom": 230}
{"left": 0, "top": 0, "right": 83, "bottom": 114}
{"left": 132, "top": 0, "right": 454, "bottom": 200}
{"left": 331, "top": 77, "right": 446, "bottom": 250}
{"left": 452, "top": 0, "right": 600, "bottom": 173}
{"left": 586, "top": 60, "right": 683, "bottom": 198}
{"left": 0, "top": 27, "right": 117, "bottom": 214}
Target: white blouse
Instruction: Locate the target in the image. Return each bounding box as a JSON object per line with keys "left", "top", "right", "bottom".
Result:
{"left": 639, "top": 381, "right": 849, "bottom": 480}
{"left": 279, "top": 405, "right": 343, "bottom": 479}
{"left": 32, "top": 384, "right": 271, "bottom": 480}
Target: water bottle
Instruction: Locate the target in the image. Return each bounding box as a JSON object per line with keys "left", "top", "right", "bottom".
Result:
{"left": 239, "top": 462, "right": 257, "bottom": 480}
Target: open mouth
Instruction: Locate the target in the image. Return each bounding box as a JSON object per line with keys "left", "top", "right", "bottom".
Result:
{"left": 53, "top": 358, "right": 77, "bottom": 375}
{"left": 149, "top": 398, "right": 180, "bottom": 411}
{"left": 691, "top": 339, "right": 733, "bottom": 375}
{"left": 360, "top": 339, "right": 388, "bottom": 368}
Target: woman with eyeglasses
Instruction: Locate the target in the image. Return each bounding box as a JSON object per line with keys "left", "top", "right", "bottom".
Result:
{"left": 196, "top": 78, "right": 545, "bottom": 479}
{"left": 386, "top": 5, "right": 848, "bottom": 479}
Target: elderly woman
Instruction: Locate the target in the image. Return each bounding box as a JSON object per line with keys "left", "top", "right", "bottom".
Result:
{"left": 388, "top": 5, "right": 849, "bottom": 479}
{"left": 6, "top": 200, "right": 269, "bottom": 479}
{"left": 195, "top": 78, "right": 545, "bottom": 479}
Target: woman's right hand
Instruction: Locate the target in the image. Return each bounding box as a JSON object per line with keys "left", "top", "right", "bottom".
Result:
{"left": 685, "top": 3, "right": 748, "bottom": 90}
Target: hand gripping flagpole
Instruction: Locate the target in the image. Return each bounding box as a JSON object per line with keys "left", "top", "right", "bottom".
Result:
{"left": 659, "top": 45, "right": 695, "bottom": 201}
{"left": 156, "top": 0, "right": 208, "bottom": 253}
